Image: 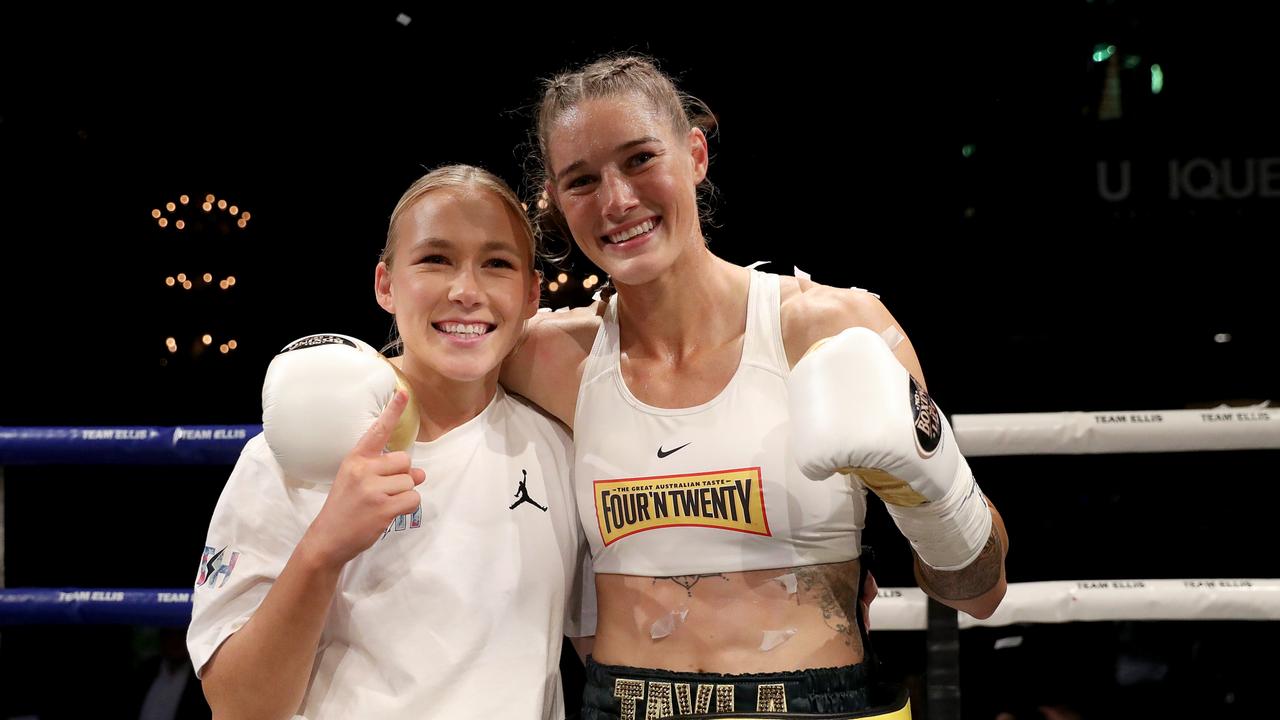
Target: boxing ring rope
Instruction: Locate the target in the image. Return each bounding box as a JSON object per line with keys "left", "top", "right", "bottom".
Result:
{"left": 1, "top": 409, "right": 1277, "bottom": 627}
{"left": 873, "top": 579, "right": 1280, "bottom": 630}
{"left": 3, "top": 580, "right": 1275, "bottom": 629}
{"left": 0, "top": 425, "right": 258, "bottom": 466}
{"left": 0, "top": 588, "right": 195, "bottom": 626}
{"left": 953, "top": 405, "right": 1277, "bottom": 456}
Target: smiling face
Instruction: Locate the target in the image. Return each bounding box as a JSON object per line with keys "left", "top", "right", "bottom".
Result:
{"left": 546, "top": 92, "right": 708, "bottom": 288}
{"left": 375, "top": 184, "right": 539, "bottom": 384}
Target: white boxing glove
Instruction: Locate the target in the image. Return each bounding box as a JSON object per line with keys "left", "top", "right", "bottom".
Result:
{"left": 261, "top": 334, "right": 420, "bottom": 487}
{"left": 787, "top": 326, "right": 991, "bottom": 570}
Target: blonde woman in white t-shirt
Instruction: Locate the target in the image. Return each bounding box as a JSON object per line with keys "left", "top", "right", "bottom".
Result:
{"left": 189, "top": 165, "right": 594, "bottom": 720}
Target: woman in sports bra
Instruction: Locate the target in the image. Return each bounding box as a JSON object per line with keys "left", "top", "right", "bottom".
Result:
{"left": 502, "top": 54, "right": 1009, "bottom": 718}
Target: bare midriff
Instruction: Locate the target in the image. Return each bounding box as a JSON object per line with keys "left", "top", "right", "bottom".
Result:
{"left": 590, "top": 558, "right": 864, "bottom": 673}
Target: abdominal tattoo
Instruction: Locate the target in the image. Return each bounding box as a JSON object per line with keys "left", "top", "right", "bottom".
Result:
{"left": 653, "top": 574, "right": 730, "bottom": 597}
{"left": 793, "top": 566, "right": 862, "bottom": 649}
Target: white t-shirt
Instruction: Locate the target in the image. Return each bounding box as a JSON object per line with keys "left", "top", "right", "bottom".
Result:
{"left": 188, "top": 387, "right": 595, "bottom": 719}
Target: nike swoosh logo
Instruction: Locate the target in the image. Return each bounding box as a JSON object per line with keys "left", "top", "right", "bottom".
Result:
{"left": 656, "top": 442, "right": 691, "bottom": 459}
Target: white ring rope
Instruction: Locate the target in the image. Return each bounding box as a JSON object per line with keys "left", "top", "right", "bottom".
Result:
{"left": 1, "top": 413, "right": 1276, "bottom": 626}
{"left": 873, "top": 579, "right": 1280, "bottom": 630}
{"left": 952, "top": 405, "right": 1278, "bottom": 456}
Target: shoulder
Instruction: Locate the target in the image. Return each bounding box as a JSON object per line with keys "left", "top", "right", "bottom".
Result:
{"left": 505, "top": 302, "right": 603, "bottom": 378}
{"left": 525, "top": 302, "right": 604, "bottom": 351}
{"left": 500, "top": 390, "right": 573, "bottom": 447}
{"left": 778, "top": 277, "right": 897, "bottom": 366}
{"left": 239, "top": 432, "right": 278, "bottom": 466}
{"left": 221, "top": 434, "right": 287, "bottom": 498}
{"left": 203, "top": 435, "right": 310, "bottom": 549}
{"left": 500, "top": 301, "right": 607, "bottom": 426}
{"left": 495, "top": 391, "right": 576, "bottom": 486}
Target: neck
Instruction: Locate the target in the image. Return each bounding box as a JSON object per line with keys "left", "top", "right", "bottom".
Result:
{"left": 613, "top": 249, "right": 749, "bottom": 360}
{"left": 392, "top": 357, "right": 498, "bottom": 441}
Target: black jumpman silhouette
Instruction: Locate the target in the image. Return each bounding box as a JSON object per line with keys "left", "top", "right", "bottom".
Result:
{"left": 509, "top": 469, "right": 548, "bottom": 511}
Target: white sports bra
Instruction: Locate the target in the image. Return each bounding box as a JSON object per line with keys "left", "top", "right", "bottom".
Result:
{"left": 573, "top": 269, "right": 866, "bottom": 575}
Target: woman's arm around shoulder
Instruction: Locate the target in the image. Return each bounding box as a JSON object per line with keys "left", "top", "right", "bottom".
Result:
{"left": 502, "top": 303, "right": 605, "bottom": 429}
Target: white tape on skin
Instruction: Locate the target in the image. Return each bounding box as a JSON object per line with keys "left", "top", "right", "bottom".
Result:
{"left": 879, "top": 324, "right": 905, "bottom": 351}
{"left": 773, "top": 573, "right": 798, "bottom": 595}
{"left": 759, "top": 628, "right": 798, "bottom": 652}
{"left": 650, "top": 607, "right": 689, "bottom": 640}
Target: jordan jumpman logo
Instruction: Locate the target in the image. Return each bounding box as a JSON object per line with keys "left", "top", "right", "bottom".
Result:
{"left": 509, "top": 469, "right": 548, "bottom": 511}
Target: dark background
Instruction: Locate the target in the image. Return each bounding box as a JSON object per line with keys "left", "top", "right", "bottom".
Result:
{"left": 1, "top": 4, "right": 1277, "bottom": 718}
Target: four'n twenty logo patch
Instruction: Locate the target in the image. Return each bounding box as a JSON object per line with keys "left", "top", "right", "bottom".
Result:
{"left": 594, "top": 467, "right": 771, "bottom": 546}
